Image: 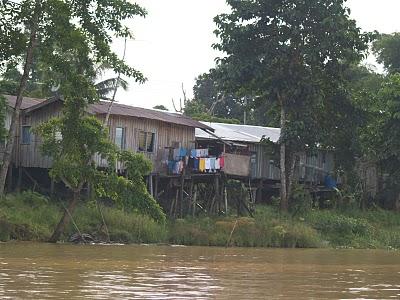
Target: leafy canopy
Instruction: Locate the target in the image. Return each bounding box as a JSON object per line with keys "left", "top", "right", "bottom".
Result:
{"left": 213, "top": 0, "right": 370, "bottom": 150}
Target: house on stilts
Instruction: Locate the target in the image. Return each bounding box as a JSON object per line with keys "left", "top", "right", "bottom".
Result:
{"left": 2, "top": 95, "right": 339, "bottom": 217}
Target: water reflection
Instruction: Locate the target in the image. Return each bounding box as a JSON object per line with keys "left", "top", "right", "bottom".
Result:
{"left": 0, "top": 243, "right": 399, "bottom": 299}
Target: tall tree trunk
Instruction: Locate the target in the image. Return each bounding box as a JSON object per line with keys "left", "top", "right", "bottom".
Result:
{"left": 280, "top": 105, "right": 288, "bottom": 212}
{"left": 103, "top": 37, "right": 127, "bottom": 127}
{"left": 287, "top": 153, "right": 297, "bottom": 202}
{"left": 49, "top": 190, "right": 80, "bottom": 243}
{"left": 0, "top": 0, "right": 41, "bottom": 195}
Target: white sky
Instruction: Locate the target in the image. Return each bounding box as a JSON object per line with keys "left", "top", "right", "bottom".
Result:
{"left": 111, "top": 0, "right": 400, "bottom": 110}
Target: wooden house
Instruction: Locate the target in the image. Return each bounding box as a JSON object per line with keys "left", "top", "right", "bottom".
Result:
{"left": 196, "top": 122, "right": 335, "bottom": 185}
{"left": 3, "top": 95, "right": 213, "bottom": 175}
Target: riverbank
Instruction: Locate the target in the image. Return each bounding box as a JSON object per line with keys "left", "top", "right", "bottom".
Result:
{"left": 1, "top": 191, "right": 399, "bottom": 249}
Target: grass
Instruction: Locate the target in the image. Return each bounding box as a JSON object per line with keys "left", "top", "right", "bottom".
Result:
{"left": 0, "top": 191, "right": 166, "bottom": 243}
{"left": 1, "top": 191, "right": 399, "bottom": 249}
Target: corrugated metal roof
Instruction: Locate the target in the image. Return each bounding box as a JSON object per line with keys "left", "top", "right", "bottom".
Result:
{"left": 4, "top": 95, "right": 44, "bottom": 109}
{"left": 4, "top": 94, "right": 212, "bottom": 130}
{"left": 196, "top": 122, "right": 281, "bottom": 144}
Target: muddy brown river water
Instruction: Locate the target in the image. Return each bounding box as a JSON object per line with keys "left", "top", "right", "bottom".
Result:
{"left": 0, "top": 242, "right": 399, "bottom": 299}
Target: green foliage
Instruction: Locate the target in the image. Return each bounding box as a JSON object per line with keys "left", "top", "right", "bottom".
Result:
{"left": 190, "top": 112, "right": 240, "bottom": 124}
{"left": 71, "top": 204, "right": 166, "bottom": 244}
{"left": 0, "top": 192, "right": 61, "bottom": 241}
{"left": 289, "top": 184, "right": 313, "bottom": 215}
{"left": 168, "top": 207, "right": 322, "bottom": 248}
{"left": 360, "top": 74, "right": 400, "bottom": 192}
{"left": 0, "top": 193, "right": 166, "bottom": 243}
{"left": 213, "top": 0, "right": 369, "bottom": 151}
{"left": 0, "top": 95, "right": 7, "bottom": 143}
{"left": 373, "top": 32, "right": 400, "bottom": 74}
{"left": 2, "top": 195, "right": 400, "bottom": 249}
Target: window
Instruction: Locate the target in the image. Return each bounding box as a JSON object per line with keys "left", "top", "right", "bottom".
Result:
{"left": 115, "top": 127, "right": 126, "bottom": 149}
{"left": 138, "top": 130, "right": 155, "bottom": 153}
{"left": 21, "top": 126, "right": 31, "bottom": 144}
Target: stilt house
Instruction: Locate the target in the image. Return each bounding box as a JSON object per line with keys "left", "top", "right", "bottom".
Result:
{"left": 2, "top": 95, "right": 213, "bottom": 176}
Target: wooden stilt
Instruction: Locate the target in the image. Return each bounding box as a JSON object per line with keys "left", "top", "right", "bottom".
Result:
{"left": 170, "top": 188, "right": 178, "bottom": 218}
{"left": 215, "top": 175, "right": 220, "bottom": 214}
{"left": 224, "top": 187, "right": 228, "bottom": 215}
{"left": 188, "top": 179, "right": 194, "bottom": 215}
{"left": 256, "top": 180, "right": 263, "bottom": 204}
{"left": 6, "top": 164, "right": 14, "bottom": 193}
{"left": 154, "top": 175, "right": 159, "bottom": 200}
{"left": 86, "top": 183, "right": 91, "bottom": 199}
{"left": 179, "top": 173, "right": 184, "bottom": 218}
{"left": 50, "top": 179, "right": 55, "bottom": 197}
{"left": 17, "top": 166, "right": 22, "bottom": 193}
{"left": 192, "top": 184, "right": 198, "bottom": 217}
{"left": 149, "top": 174, "right": 153, "bottom": 197}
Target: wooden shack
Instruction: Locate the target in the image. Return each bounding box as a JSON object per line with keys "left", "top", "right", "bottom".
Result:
{"left": 3, "top": 95, "right": 212, "bottom": 175}
{"left": 196, "top": 122, "right": 335, "bottom": 185}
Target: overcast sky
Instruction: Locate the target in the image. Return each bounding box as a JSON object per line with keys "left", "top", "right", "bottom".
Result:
{"left": 110, "top": 0, "right": 400, "bottom": 110}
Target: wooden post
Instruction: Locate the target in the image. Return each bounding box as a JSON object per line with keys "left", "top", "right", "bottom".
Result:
{"left": 17, "top": 167, "right": 24, "bottom": 193}
{"left": 149, "top": 174, "right": 153, "bottom": 197}
{"left": 192, "top": 184, "right": 198, "bottom": 217}
{"left": 224, "top": 187, "right": 228, "bottom": 215}
{"left": 179, "top": 166, "right": 185, "bottom": 218}
{"left": 188, "top": 179, "right": 194, "bottom": 215}
{"left": 215, "top": 175, "right": 220, "bottom": 214}
{"left": 154, "top": 175, "right": 159, "bottom": 201}
{"left": 7, "top": 165, "right": 14, "bottom": 193}
{"left": 50, "top": 179, "right": 55, "bottom": 197}
{"left": 256, "top": 180, "right": 263, "bottom": 204}
{"left": 170, "top": 188, "right": 179, "bottom": 218}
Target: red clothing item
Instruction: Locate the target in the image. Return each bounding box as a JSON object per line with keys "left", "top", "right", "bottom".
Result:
{"left": 219, "top": 156, "right": 225, "bottom": 169}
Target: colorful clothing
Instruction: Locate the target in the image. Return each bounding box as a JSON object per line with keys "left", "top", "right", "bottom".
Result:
{"left": 199, "top": 158, "right": 206, "bottom": 172}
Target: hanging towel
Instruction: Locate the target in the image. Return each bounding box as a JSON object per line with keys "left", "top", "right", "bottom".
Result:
{"left": 215, "top": 158, "right": 220, "bottom": 170}
{"left": 173, "top": 161, "right": 180, "bottom": 174}
{"left": 168, "top": 161, "right": 175, "bottom": 173}
{"left": 199, "top": 158, "right": 206, "bottom": 172}
{"left": 205, "top": 158, "right": 211, "bottom": 170}
{"left": 210, "top": 157, "right": 216, "bottom": 171}
{"left": 204, "top": 149, "right": 209, "bottom": 157}
{"left": 219, "top": 156, "right": 225, "bottom": 169}
{"left": 173, "top": 148, "right": 180, "bottom": 160}
{"left": 191, "top": 149, "right": 196, "bottom": 158}
{"left": 179, "top": 148, "right": 187, "bottom": 157}
{"left": 193, "top": 158, "right": 199, "bottom": 171}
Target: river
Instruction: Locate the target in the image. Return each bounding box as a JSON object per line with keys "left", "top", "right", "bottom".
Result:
{"left": 0, "top": 243, "right": 399, "bottom": 299}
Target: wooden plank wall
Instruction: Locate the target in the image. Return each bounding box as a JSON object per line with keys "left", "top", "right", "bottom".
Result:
{"left": 224, "top": 153, "right": 251, "bottom": 177}
{"left": 17, "top": 102, "right": 63, "bottom": 168}
{"left": 16, "top": 106, "right": 196, "bottom": 174}
{"left": 95, "top": 115, "right": 195, "bottom": 173}
{"left": 249, "top": 143, "right": 335, "bottom": 183}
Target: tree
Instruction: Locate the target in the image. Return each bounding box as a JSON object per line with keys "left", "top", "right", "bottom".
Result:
{"left": 37, "top": 101, "right": 165, "bottom": 242}
{"left": 373, "top": 32, "right": 400, "bottom": 74}
{"left": 186, "top": 69, "right": 272, "bottom": 125}
{"left": 359, "top": 74, "right": 400, "bottom": 210}
{"left": 213, "top": 0, "right": 369, "bottom": 211}
{"left": 0, "top": 0, "right": 146, "bottom": 195}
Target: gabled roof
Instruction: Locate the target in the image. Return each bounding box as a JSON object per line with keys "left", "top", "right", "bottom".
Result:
{"left": 4, "top": 95, "right": 45, "bottom": 110}
{"left": 4, "top": 95, "right": 212, "bottom": 131}
{"left": 196, "top": 122, "right": 281, "bottom": 144}
{"left": 88, "top": 101, "right": 213, "bottom": 130}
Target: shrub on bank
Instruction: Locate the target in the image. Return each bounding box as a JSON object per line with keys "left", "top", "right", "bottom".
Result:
{"left": 1, "top": 192, "right": 399, "bottom": 249}
{"left": 0, "top": 192, "right": 166, "bottom": 243}
{"left": 167, "top": 207, "right": 323, "bottom": 248}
